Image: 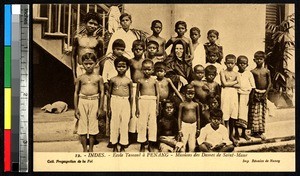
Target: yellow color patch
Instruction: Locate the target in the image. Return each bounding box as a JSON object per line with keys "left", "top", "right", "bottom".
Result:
{"left": 5, "top": 88, "right": 11, "bottom": 129}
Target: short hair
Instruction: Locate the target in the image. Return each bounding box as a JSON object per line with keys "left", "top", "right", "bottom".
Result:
{"left": 154, "top": 62, "right": 166, "bottom": 71}
{"left": 175, "top": 21, "right": 187, "bottom": 29}
{"left": 225, "top": 54, "right": 236, "bottom": 62}
{"left": 193, "top": 64, "right": 204, "bottom": 72}
{"left": 142, "top": 59, "right": 154, "bottom": 67}
{"left": 112, "top": 39, "right": 126, "bottom": 49}
{"left": 207, "top": 94, "right": 220, "bottom": 105}
{"left": 147, "top": 40, "right": 159, "bottom": 48}
{"left": 132, "top": 40, "right": 145, "bottom": 50}
{"left": 210, "top": 109, "right": 223, "bottom": 120}
{"left": 207, "top": 29, "right": 219, "bottom": 38}
{"left": 151, "top": 20, "right": 162, "bottom": 28}
{"left": 119, "top": 13, "right": 131, "bottom": 21}
{"left": 185, "top": 84, "right": 195, "bottom": 92}
{"left": 205, "top": 65, "right": 217, "bottom": 75}
{"left": 207, "top": 47, "right": 219, "bottom": 56}
{"left": 84, "top": 12, "right": 101, "bottom": 24}
{"left": 114, "top": 55, "right": 130, "bottom": 68}
{"left": 162, "top": 99, "right": 174, "bottom": 109}
{"left": 237, "top": 55, "right": 248, "bottom": 63}
{"left": 82, "top": 52, "right": 97, "bottom": 62}
{"left": 190, "top": 27, "right": 200, "bottom": 35}
{"left": 254, "top": 51, "right": 266, "bottom": 59}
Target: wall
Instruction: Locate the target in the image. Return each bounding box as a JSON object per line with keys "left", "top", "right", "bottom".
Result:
{"left": 124, "top": 4, "right": 266, "bottom": 69}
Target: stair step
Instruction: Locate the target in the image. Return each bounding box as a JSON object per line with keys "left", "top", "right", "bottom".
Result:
{"left": 33, "top": 17, "right": 48, "bottom": 23}
{"left": 44, "top": 32, "right": 68, "bottom": 39}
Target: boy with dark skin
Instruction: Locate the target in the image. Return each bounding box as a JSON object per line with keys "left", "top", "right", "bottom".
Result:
{"left": 147, "top": 20, "right": 166, "bottom": 60}
{"left": 201, "top": 94, "right": 221, "bottom": 129}
{"left": 220, "top": 55, "right": 240, "bottom": 145}
{"left": 136, "top": 59, "right": 160, "bottom": 152}
{"left": 190, "top": 65, "right": 207, "bottom": 108}
{"left": 128, "top": 40, "right": 145, "bottom": 143}
{"left": 178, "top": 84, "right": 200, "bottom": 152}
{"left": 74, "top": 53, "right": 104, "bottom": 152}
{"left": 248, "top": 51, "right": 271, "bottom": 140}
{"left": 72, "top": 12, "right": 104, "bottom": 83}
{"left": 158, "top": 100, "right": 183, "bottom": 152}
{"left": 198, "top": 109, "right": 234, "bottom": 152}
{"left": 165, "top": 21, "right": 194, "bottom": 62}
{"left": 107, "top": 56, "right": 133, "bottom": 152}
{"left": 145, "top": 40, "right": 161, "bottom": 64}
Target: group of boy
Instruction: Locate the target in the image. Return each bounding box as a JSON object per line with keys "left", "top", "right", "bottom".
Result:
{"left": 72, "top": 12, "right": 271, "bottom": 153}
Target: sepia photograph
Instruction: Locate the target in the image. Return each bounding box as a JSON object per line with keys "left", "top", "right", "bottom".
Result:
{"left": 32, "top": 3, "right": 295, "bottom": 171}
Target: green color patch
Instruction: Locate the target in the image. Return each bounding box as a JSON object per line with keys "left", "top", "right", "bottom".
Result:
{"left": 5, "top": 46, "right": 11, "bottom": 88}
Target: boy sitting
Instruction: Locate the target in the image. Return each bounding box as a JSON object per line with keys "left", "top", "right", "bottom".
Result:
{"left": 198, "top": 109, "right": 234, "bottom": 152}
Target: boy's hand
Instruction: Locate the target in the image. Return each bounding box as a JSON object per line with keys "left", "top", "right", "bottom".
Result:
{"left": 196, "top": 130, "right": 200, "bottom": 138}
{"left": 213, "top": 143, "right": 225, "bottom": 150}
{"left": 135, "top": 109, "right": 140, "bottom": 118}
{"left": 74, "top": 109, "right": 80, "bottom": 119}
{"left": 179, "top": 76, "right": 188, "bottom": 85}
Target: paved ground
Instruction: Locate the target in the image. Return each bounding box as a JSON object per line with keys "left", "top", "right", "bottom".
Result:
{"left": 34, "top": 107, "right": 295, "bottom": 152}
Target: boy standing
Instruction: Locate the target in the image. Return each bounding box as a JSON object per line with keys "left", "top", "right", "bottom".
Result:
{"left": 72, "top": 12, "right": 104, "bottom": 83}
{"left": 236, "top": 55, "right": 256, "bottom": 140}
{"left": 204, "top": 29, "right": 223, "bottom": 64}
{"left": 136, "top": 59, "right": 160, "bottom": 152}
{"left": 190, "top": 65, "right": 206, "bottom": 108}
{"left": 165, "top": 21, "right": 194, "bottom": 61}
{"left": 74, "top": 53, "right": 104, "bottom": 152}
{"left": 198, "top": 109, "right": 234, "bottom": 152}
{"left": 107, "top": 56, "right": 133, "bottom": 152}
{"left": 147, "top": 20, "right": 166, "bottom": 60}
{"left": 128, "top": 40, "right": 145, "bottom": 142}
{"left": 249, "top": 51, "right": 271, "bottom": 140}
{"left": 220, "top": 54, "right": 240, "bottom": 145}
{"left": 190, "top": 27, "right": 204, "bottom": 67}
{"left": 178, "top": 84, "right": 200, "bottom": 152}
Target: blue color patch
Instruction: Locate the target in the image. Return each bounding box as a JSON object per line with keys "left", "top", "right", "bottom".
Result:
{"left": 5, "top": 5, "right": 12, "bottom": 46}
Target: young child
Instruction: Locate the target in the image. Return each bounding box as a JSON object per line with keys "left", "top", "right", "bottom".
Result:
{"left": 204, "top": 29, "right": 223, "bottom": 64}
{"left": 190, "top": 27, "right": 204, "bottom": 67}
{"left": 204, "top": 47, "right": 224, "bottom": 84}
{"left": 200, "top": 65, "right": 222, "bottom": 109}
{"left": 136, "top": 59, "right": 160, "bottom": 152}
{"left": 100, "top": 39, "right": 131, "bottom": 137}
{"left": 165, "top": 21, "right": 194, "bottom": 62}
{"left": 158, "top": 100, "right": 183, "bottom": 152}
{"left": 72, "top": 12, "right": 104, "bottom": 83}
{"left": 201, "top": 94, "right": 221, "bottom": 129}
{"left": 236, "top": 55, "right": 256, "bottom": 140}
{"left": 147, "top": 20, "right": 166, "bottom": 60}
{"left": 178, "top": 84, "right": 200, "bottom": 152}
{"left": 198, "top": 109, "right": 234, "bottom": 152}
{"left": 155, "top": 62, "right": 184, "bottom": 116}
{"left": 107, "top": 56, "right": 133, "bottom": 152}
{"left": 74, "top": 53, "right": 104, "bottom": 152}
{"left": 220, "top": 54, "right": 240, "bottom": 145}
{"left": 190, "top": 64, "right": 206, "bottom": 107}
{"left": 248, "top": 51, "right": 271, "bottom": 140}
{"left": 128, "top": 40, "right": 145, "bottom": 141}
{"left": 145, "top": 40, "right": 161, "bottom": 64}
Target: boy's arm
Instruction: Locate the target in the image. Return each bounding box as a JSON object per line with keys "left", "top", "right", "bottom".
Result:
{"left": 135, "top": 81, "right": 140, "bottom": 118}
{"left": 196, "top": 103, "right": 201, "bottom": 138}
{"left": 220, "top": 70, "right": 237, "bottom": 87}
{"left": 155, "top": 80, "right": 160, "bottom": 116}
{"left": 98, "top": 76, "right": 105, "bottom": 118}
{"left": 168, "top": 78, "right": 184, "bottom": 102}
{"left": 233, "top": 73, "right": 241, "bottom": 88}
{"left": 71, "top": 37, "right": 79, "bottom": 84}
{"left": 129, "top": 80, "right": 133, "bottom": 118}
{"left": 188, "top": 38, "right": 194, "bottom": 60}
{"left": 165, "top": 37, "right": 173, "bottom": 50}
{"left": 74, "top": 77, "right": 80, "bottom": 119}
{"left": 266, "top": 70, "right": 272, "bottom": 95}
{"left": 107, "top": 78, "right": 114, "bottom": 118}
{"left": 96, "top": 37, "right": 104, "bottom": 58}
{"left": 178, "top": 104, "right": 183, "bottom": 139}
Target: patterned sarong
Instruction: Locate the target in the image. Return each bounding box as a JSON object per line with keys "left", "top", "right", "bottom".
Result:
{"left": 248, "top": 90, "right": 267, "bottom": 133}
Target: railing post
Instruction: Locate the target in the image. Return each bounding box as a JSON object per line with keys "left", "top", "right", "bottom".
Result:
{"left": 94, "top": 4, "right": 97, "bottom": 12}
{"left": 76, "top": 4, "right": 80, "bottom": 34}
{"left": 102, "top": 11, "right": 105, "bottom": 54}
{"left": 67, "top": 4, "right": 71, "bottom": 48}
{"left": 48, "top": 4, "right": 52, "bottom": 32}
{"left": 87, "top": 4, "right": 89, "bottom": 12}
{"left": 57, "top": 4, "right": 61, "bottom": 33}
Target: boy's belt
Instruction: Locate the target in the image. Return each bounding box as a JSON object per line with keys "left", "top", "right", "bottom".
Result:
{"left": 79, "top": 94, "right": 99, "bottom": 100}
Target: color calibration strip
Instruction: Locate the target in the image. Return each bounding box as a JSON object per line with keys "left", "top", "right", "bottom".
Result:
{"left": 4, "top": 4, "right": 12, "bottom": 172}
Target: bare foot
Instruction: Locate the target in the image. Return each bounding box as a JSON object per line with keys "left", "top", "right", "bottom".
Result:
{"left": 120, "top": 145, "right": 125, "bottom": 152}
{"left": 140, "top": 144, "right": 145, "bottom": 152}
{"left": 230, "top": 137, "right": 239, "bottom": 147}
{"left": 241, "top": 133, "right": 251, "bottom": 141}
{"left": 234, "top": 133, "right": 240, "bottom": 141}
{"left": 259, "top": 133, "right": 266, "bottom": 140}
{"left": 113, "top": 145, "right": 119, "bottom": 152}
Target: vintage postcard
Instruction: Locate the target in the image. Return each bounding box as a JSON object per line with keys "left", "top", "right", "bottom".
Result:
{"left": 32, "top": 3, "right": 295, "bottom": 171}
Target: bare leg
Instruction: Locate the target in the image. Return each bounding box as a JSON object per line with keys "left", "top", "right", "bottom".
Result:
{"left": 120, "top": 145, "right": 125, "bottom": 152}
{"left": 140, "top": 142, "right": 146, "bottom": 152}
{"left": 241, "top": 128, "right": 251, "bottom": 140}
{"left": 113, "top": 144, "right": 119, "bottom": 152}
{"left": 219, "top": 144, "right": 234, "bottom": 152}
{"left": 199, "top": 144, "right": 212, "bottom": 152}
{"left": 89, "top": 135, "right": 95, "bottom": 152}
{"left": 80, "top": 135, "right": 88, "bottom": 152}
{"left": 234, "top": 124, "right": 240, "bottom": 141}
{"left": 229, "top": 118, "right": 238, "bottom": 146}
{"left": 224, "top": 120, "right": 229, "bottom": 128}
